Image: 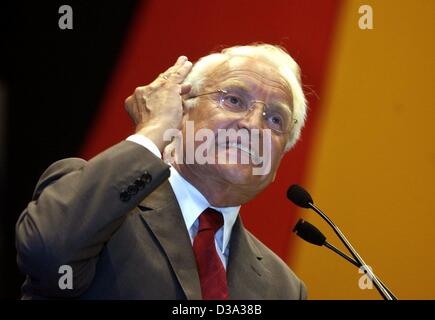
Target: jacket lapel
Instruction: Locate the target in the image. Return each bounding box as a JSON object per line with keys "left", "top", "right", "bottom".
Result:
{"left": 137, "top": 181, "right": 202, "bottom": 300}
{"left": 226, "top": 216, "right": 270, "bottom": 299}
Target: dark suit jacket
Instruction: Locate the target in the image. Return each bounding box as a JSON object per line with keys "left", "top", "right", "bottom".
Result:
{"left": 16, "top": 141, "right": 307, "bottom": 299}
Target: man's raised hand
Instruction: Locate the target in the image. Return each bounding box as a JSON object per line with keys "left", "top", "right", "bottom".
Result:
{"left": 124, "top": 56, "right": 193, "bottom": 152}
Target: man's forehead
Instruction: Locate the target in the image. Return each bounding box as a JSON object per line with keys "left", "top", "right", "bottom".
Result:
{"left": 215, "top": 56, "right": 283, "bottom": 79}
{"left": 207, "top": 56, "right": 292, "bottom": 101}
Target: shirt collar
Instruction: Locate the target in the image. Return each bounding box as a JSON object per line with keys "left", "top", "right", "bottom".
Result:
{"left": 168, "top": 166, "right": 240, "bottom": 254}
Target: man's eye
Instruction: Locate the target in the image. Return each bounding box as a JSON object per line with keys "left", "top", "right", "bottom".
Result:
{"left": 271, "top": 115, "right": 282, "bottom": 124}
{"left": 229, "top": 96, "right": 240, "bottom": 105}
{"left": 267, "top": 113, "right": 285, "bottom": 131}
{"left": 223, "top": 94, "right": 245, "bottom": 110}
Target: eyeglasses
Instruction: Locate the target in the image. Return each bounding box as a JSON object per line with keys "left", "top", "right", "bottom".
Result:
{"left": 188, "top": 89, "right": 297, "bottom": 134}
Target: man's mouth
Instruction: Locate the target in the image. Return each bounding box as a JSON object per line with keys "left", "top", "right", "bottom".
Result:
{"left": 218, "top": 141, "right": 261, "bottom": 164}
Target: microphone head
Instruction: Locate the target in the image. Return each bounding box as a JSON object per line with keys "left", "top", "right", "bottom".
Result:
{"left": 293, "top": 218, "right": 326, "bottom": 246}
{"left": 287, "top": 184, "right": 313, "bottom": 208}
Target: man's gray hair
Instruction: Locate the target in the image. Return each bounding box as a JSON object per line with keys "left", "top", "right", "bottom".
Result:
{"left": 183, "top": 44, "right": 308, "bottom": 151}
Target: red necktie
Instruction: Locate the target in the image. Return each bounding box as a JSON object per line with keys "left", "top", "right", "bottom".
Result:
{"left": 193, "top": 208, "right": 229, "bottom": 300}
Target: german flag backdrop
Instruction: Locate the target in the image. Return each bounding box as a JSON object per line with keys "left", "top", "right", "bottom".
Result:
{"left": 2, "top": 0, "right": 434, "bottom": 299}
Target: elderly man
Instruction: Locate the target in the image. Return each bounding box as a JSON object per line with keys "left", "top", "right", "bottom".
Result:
{"left": 16, "top": 44, "right": 308, "bottom": 299}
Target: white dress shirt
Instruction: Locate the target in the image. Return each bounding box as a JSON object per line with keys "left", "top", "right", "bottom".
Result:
{"left": 126, "top": 134, "right": 240, "bottom": 268}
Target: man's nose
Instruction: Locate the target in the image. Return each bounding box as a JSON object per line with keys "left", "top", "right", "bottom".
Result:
{"left": 237, "top": 102, "right": 266, "bottom": 131}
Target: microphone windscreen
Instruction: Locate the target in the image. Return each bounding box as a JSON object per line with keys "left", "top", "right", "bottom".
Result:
{"left": 287, "top": 184, "right": 313, "bottom": 208}
{"left": 293, "top": 219, "right": 326, "bottom": 246}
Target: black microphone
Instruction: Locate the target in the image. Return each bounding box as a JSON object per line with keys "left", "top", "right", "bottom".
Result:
{"left": 293, "top": 218, "right": 325, "bottom": 246}
{"left": 287, "top": 185, "right": 313, "bottom": 208}
{"left": 292, "top": 218, "right": 396, "bottom": 298}
{"left": 287, "top": 184, "right": 397, "bottom": 300}
{"left": 293, "top": 218, "right": 359, "bottom": 267}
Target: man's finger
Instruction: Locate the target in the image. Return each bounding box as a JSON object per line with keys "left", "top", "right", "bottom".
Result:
{"left": 175, "top": 55, "right": 188, "bottom": 66}
{"left": 148, "top": 56, "right": 192, "bottom": 88}
{"left": 160, "top": 56, "right": 188, "bottom": 79}
{"left": 169, "top": 61, "right": 193, "bottom": 84}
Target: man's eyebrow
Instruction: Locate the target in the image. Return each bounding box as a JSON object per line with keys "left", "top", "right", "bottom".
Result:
{"left": 220, "top": 80, "right": 293, "bottom": 110}
{"left": 221, "top": 81, "right": 251, "bottom": 95}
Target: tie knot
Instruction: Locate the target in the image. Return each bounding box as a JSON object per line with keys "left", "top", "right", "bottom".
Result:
{"left": 198, "top": 208, "right": 224, "bottom": 232}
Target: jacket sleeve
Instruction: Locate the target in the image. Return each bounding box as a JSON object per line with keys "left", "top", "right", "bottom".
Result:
{"left": 15, "top": 140, "right": 170, "bottom": 298}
